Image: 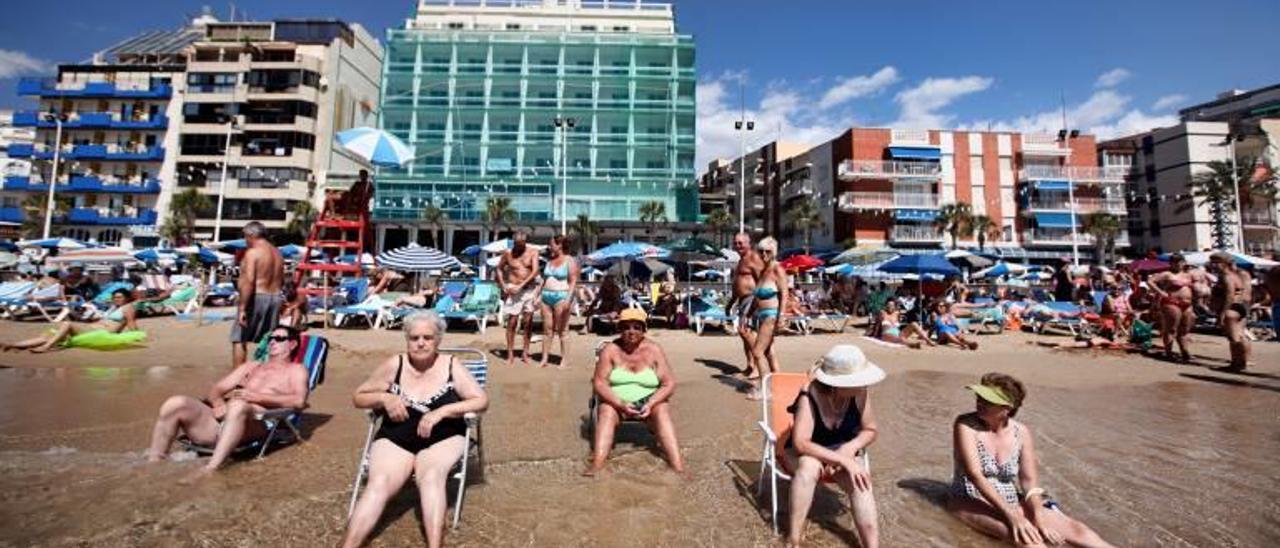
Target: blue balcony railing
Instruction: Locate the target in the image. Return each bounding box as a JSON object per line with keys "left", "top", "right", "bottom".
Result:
{"left": 7, "top": 143, "right": 34, "bottom": 158}
{"left": 12, "top": 111, "right": 169, "bottom": 130}
{"left": 64, "top": 208, "right": 158, "bottom": 226}
{"left": 18, "top": 78, "right": 172, "bottom": 99}
{"left": 0, "top": 207, "right": 22, "bottom": 223}
{"left": 3, "top": 175, "right": 160, "bottom": 194}
{"left": 19, "top": 145, "right": 165, "bottom": 161}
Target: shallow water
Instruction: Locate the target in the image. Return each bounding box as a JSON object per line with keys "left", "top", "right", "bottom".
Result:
{"left": 1, "top": 327, "right": 1278, "bottom": 547}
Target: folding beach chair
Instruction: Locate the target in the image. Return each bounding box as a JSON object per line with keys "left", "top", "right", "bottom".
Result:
{"left": 805, "top": 312, "right": 851, "bottom": 333}
{"left": 183, "top": 334, "right": 329, "bottom": 459}
{"left": 443, "top": 281, "right": 500, "bottom": 333}
{"left": 348, "top": 347, "right": 489, "bottom": 529}
{"left": 5, "top": 283, "right": 70, "bottom": 322}
{"left": 0, "top": 281, "right": 36, "bottom": 318}
{"left": 690, "top": 294, "right": 737, "bottom": 335}
{"left": 1029, "top": 301, "right": 1091, "bottom": 337}
{"left": 756, "top": 372, "right": 869, "bottom": 534}
{"left": 585, "top": 339, "right": 653, "bottom": 441}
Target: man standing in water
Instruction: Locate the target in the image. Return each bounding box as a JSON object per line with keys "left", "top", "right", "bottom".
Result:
{"left": 1210, "top": 251, "right": 1253, "bottom": 371}
{"left": 728, "top": 232, "right": 765, "bottom": 381}
{"left": 231, "top": 221, "right": 284, "bottom": 368}
{"left": 497, "top": 231, "right": 540, "bottom": 366}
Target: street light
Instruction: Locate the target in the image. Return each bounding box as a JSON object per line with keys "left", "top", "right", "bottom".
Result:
{"left": 734, "top": 118, "right": 754, "bottom": 233}
{"left": 211, "top": 111, "right": 241, "bottom": 245}
{"left": 554, "top": 116, "right": 575, "bottom": 234}
{"left": 41, "top": 112, "right": 68, "bottom": 239}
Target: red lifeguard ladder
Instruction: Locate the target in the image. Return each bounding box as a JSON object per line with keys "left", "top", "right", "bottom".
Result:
{"left": 294, "top": 180, "right": 372, "bottom": 297}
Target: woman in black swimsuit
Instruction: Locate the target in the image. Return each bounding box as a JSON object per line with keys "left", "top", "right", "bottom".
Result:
{"left": 343, "top": 311, "right": 488, "bottom": 548}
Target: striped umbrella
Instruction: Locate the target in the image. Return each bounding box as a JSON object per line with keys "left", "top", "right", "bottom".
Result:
{"left": 46, "top": 247, "right": 136, "bottom": 264}
{"left": 336, "top": 127, "right": 416, "bottom": 167}
{"left": 585, "top": 241, "right": 670, "bottom": 264}
{"left": 377, "top": 243, "right": 463, "bottom": 272}
{"left": 17, "top": 237, "right": 87, "bottom": 250}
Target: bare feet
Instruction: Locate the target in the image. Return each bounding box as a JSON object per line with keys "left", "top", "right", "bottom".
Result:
{"left": 745, "top": 387, "right": 763, "bottom": 401}
{"left": 582, "top": 460, "right": 606, "bottom": 477}
{"left": 145, "top": 452, "right": 166, "bottom": 463}
{"left": 538, "top": 360, "right": 549, "bottom": 369}
{"left": 505, "top": 351, "right": 515, "bottom": 367}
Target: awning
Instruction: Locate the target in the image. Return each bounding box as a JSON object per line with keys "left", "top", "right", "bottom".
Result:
{"left": 888, "top": 146, "right": 941, "bottom": 160}
{"left": 895, "top": 208, "right": 938, "bottom": 222}
{"left": 1033, "top": 180, "right": 1071, "bottom": 191}
{"left": 1034, "top": 212, "right": 1078, "bottom": 228}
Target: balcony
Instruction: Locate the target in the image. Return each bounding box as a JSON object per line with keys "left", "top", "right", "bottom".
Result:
{"left": 837, "top": 191, "right": 940, "bottom": 211}
{"left": 1020, "top": 134, "right": 1071, "bottom": 157}
{"left": 752, "top": 197, "right": 765, "bottom": 209}
{"left": 3, "top": 175, "right": 160, "bottom": 194}
{"left": 15, "top": 144, "right": 165, "bottom": 161}
{"left": 781, "top": 180, "right": 814, "bottom": 201}
{"left": 17, "top": 78, "right": 172, "bottom": 99}
{"left": 13, "top": 111, "right": 168, "bottom": 130}
{"left": 0, "top": 207, "right": 22, "bottom": 223}
{"left": 63, "top": 207, "right": 158, "bottom": 226}
{"left": 1021, "top": 229, "right": 1131, "bottom": 247}
{"left": 838, "top": 159, "right": 941, "bottom": 181}
{"left": 1020, "top": 165, "right": 1127, "bottom": 183}
{"left": 890, "top": 224, "right": 944, "bottom": 243}
{"left": 1242, "top": 208, "right": 1277, "bottom": 227}
{"left": 1026, "top": 197, "right": 1127, "bottom": 214}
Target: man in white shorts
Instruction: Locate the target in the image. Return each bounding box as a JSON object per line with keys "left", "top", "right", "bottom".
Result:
{"left": 497, "top": 231, "right": 540, "bottom": 366}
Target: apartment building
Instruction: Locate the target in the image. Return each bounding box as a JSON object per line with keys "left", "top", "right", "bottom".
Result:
{"left": 707, "top": 127, "right": 1128, "bottom": 261}
{"left": 1103, "top": 84, "right": 1279, "bottom": 256}
{"left": 3, "top": 27, "right": 199, "bottom": 245}
{"left": 173, "top": 19, "right": 382, "bottom": 241}
{"left": 375, "top": 0, "right": 697, "bottom": 253}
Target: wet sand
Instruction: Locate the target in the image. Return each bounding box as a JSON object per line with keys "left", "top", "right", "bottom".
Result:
{"left": 1, "top": 314, "right": 1278, "bottom": 547}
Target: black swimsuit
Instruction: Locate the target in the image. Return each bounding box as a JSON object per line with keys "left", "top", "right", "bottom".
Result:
{"left": 374, "top": 355, "right": 467, "bottom": 454}
{"left": 786, "top": 390, "right": 863, "bottom": 449}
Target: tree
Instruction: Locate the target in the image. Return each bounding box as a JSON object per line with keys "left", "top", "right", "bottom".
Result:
{"left": 638, "top": 200, "right": 668, "bottom": 243}
{"left": 284, "top": 201, "right": 317, "bottom": 243}
{"left": 934, "top": 202, "right": 973, "bottom": 249}
{"left": 706, "top": 208, "right": 734, "bottom": 249}
{"left": 969, "top": 214, "right": 1000, "bottom": 251}
{"left": 571, "top": 213, "right": 600, "bottom": 254}
{"left": 166, "top": 188, "right": 212, "bottom": 246}
{"left": 1081, "top": 212, "right": 1122, "bottom": 265}
{"left": 785, "top": 199, "right": 826, "bottom": 253}
{"left": 19, "top": 194, "right": 70, "bottom": 239}
{"left": 1183, "top": 158, "right": 1276, "bottom": 250}
{"left": 421, "top": 203, "right": 446, "bottom": 248}
{"left": 480, "top": 196, "right": 515, "bottom": 242}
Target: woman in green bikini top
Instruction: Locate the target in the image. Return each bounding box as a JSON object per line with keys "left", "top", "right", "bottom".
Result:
{"left": 586, "top": 308, "right": 685, "bottom": 477}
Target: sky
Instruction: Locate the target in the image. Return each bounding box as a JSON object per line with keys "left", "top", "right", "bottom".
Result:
{"left": 1, "top": 0, "right": 1277, "bottom": 170}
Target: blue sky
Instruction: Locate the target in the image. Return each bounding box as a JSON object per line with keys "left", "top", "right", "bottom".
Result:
{"left": 2, "top": 0, "right": 1276, "bottom": 168}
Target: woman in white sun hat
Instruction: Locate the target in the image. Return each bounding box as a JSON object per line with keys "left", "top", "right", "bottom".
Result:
{"left": 784, "top": 344, "right": 883, "bottom": 548}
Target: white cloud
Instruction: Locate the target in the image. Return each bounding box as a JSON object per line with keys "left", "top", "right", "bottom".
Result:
{"left": 966, "top": 89, "right": 1177, "bottom": 140}
{"left": 1152, "top": 94, "right": 1187, "bottom": 111}
{"left": 1094, "top": 68, "right": 1131, "bottom": 88}
{"left": 0, "top": 49, "right": 48, "bottom": 79}
{"left": 892, "top": 76, "right": 993, "bottom": 128}
{"left": 817, "top": 66, "right": 899, "bottom": 110}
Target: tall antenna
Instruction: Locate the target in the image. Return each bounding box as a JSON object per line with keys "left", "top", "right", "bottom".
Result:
{"left": 1060, "top": 90, "right": 1068, "bottom": 134}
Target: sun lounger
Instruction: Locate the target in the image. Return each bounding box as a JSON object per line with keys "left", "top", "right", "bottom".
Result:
{"left": 5, "top": 283, "right": 70, "bottom": 322}
{"left": 183, "top": 334, "right": 329, "bottom": 459}
{"left": 443, "top": 281, "right": 500, "bottom": 333}
{"left": 348, "top": 347, "right": 489, "bottom": 529}
{"left": 690, "top": 295, "right": 737, "bottom": 335}
{"left": 1029, "top": 301, "right": 1089, "bottom": 336}
{"left": 755, "top": 372, "right": 868, "bottom": 534}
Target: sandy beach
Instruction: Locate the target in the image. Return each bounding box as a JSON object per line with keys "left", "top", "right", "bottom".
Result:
{"left": 1, "top": 313, "right": 1278, "bottom": 547}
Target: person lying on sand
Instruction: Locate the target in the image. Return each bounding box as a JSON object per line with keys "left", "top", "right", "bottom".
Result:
{"left": 585, "top": 309, "right": 685, "bottom": 477}
{"left": 145, "top": 325, "right": 307, "bottom": 477}
{"left": 1, "top": 288, "right": 142, "bottom": 353}
{"left": 948, "top": 373, "right": 1115, "bottom": 547}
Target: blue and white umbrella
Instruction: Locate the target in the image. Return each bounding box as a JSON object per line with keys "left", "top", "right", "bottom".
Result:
{"left": 692, "top": 269, "right": 724, "bottom": 279}
{"left": 279, "top": 244, "right": 313, "bottom": 259}
{"left": 585, "top": 241, "right": 670, "bottom": 264}
{"left": 17, "top": 237, "right": 87, "bottom": 250}
{"left": 336, "top": 127, "right": 416, "bottom": 167}
{"left": 212, "top": 239, "right": 247, "bottom": 250}
{"left": 377, "top": 243, "right": 463, "bottom": 272}
{"left": 134, "top": 248, "right": 178, "bottom": 263}
{"left": 973, "top": 261, "right": 1031, "bottom": 279}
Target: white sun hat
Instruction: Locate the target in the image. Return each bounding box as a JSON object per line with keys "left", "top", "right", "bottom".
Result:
{"left": 812, "top": 344, "right": 886, "bottom": 388}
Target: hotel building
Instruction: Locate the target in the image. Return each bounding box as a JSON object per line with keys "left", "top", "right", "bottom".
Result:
{"left": 375, "top": 0, "right": 697, "bottom": 253}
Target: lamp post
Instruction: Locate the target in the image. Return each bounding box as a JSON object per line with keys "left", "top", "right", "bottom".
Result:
{"left": 734, "top": 118, "right": 754, "bottom": 233}
{"left": 41, "top": 113, "right": 68, "bottom": 239}
{"left": 554, "top": 116, "right": 575, "bottom": 234}
{"left": 211, "top": 113, "right": 241, "bottom": 244}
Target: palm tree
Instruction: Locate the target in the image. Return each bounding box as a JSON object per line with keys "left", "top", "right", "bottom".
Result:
{"left": 571, "top": 213, "right": 600, "bottom": 253}
{"left": 19, "top": 194, "right": 70, "bottom": 238}
{"left": 1183, "top": 158, "right": 1275, "bottom": 250}
{"left": 638, "top": 200, "right": 668, "bottom": 243}
{"left": 1081, "top": 212, "right": 1122, "bottom": 265}
{"left": 934, "top": 202, "right": 973, "bottom": 249}
{"left": 969, "top": 214, "right": 1000, "bottom": 251}
{"left": 480, "top": 196, "right": 515, "bottom": 242}
{"left": 284, "top": 201, "right": 317, "bottom": 243}
{"left": 421, "top": 203, "right": 446, "bottom": 248}
{"left": 167, "top": 188, "right": 212, "bottom": 245}
{"left": 785, "top": 200, "right": 826, "bottom": 253}
{"left": 706, "top": 208, "right": 734, "bottom": 249}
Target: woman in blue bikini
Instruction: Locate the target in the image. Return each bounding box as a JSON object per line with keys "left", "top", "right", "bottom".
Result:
{"left": 749, "top": 237, "right": 788, "bottom": 399}
{"left": 538, "top": 235, "right": 579, "bottom": 369}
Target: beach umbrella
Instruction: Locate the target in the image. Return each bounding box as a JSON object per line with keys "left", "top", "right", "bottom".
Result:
{"left": 585, "top": 241, "right": 670, "bottom": 264}
{"left": 780, "top": 254, "right": 824, "bottom": 273}
{"left": 46, "top": 247, "right": 136, "bottom": 264}
{"left": 336, "top": 127, "right": 416, "bottom": 167}
{"left": 1128, "top": 258, "right": 1170, "bottom": 274}
{"left": 662, "top": 237, "right": 720, "bottom": 260}
{"left": 460, "top": 244, "right": 483, "bottom": 257}
{"left": 830, "top": 246, "right": 898, "bottom": 266}
{"left": 877, "top": 253, "right": 961, "bottom": 277}
{"left": 973, "top": 261, "right": 1031, "bottom": 279}
{"left": 945, "top": 249, "right": 995, "bottom": 269}
{"left": 480, "top": 239, "right": 545, "bottom": 253}
{"left": 17, "top": 237, "right": 87, "bottom": 250}
{"left": 376, "top": 243, "right": 463, "bottom": 272}
{"left": 212, "top": 239, "right": 247, "bottom": 250}
{"left": 692, "top": 269, "right": 724, "bottom": 279}
{"left": 1018, "top": 271, "right": 1052, "bottom": 281}
{"left": 279, "top": 244, "right": 309, "bottom": 259}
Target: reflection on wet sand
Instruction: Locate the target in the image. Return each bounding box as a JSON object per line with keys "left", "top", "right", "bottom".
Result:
{"left": 0, "top": 320, "right": 1278, "bottom": 546}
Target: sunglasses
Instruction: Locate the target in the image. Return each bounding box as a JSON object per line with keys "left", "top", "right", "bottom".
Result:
{"left": 268, "top": 334, "right": 295, "bottom": 343}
